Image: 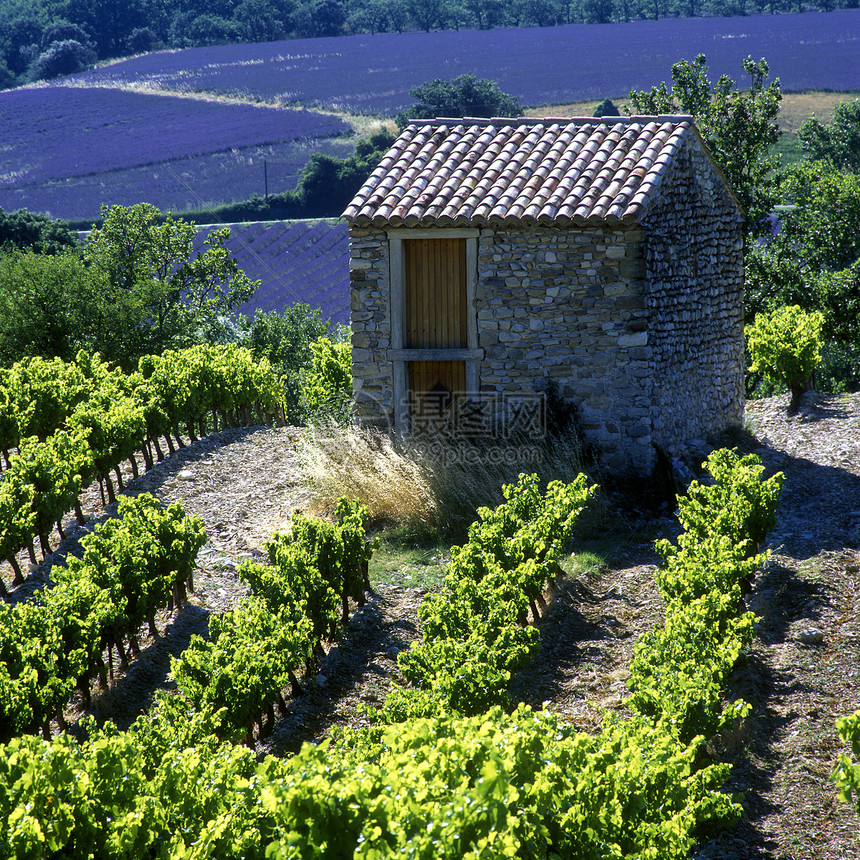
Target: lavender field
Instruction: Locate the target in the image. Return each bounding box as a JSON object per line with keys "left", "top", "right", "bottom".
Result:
{"left": 194, "top": 220, "right": 349, "bottom": 325}
{"left": 0, "top": 87, "right": 351, "bottom": 220}
{"left": 63, "top": 10, "right": 860, "bottom": 113}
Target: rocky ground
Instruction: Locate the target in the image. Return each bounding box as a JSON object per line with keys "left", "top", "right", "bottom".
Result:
{"left": 2, "top": 392, "right": 859, "bottom": 857}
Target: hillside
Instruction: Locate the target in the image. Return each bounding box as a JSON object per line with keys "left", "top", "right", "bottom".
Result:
{"left": 3, "top": 392, "right": 859, "bottom": 857}
{"left": 192, "top": 220, "right": 350, "bottom": 325}
{"left": 59, "top": 11, "right": 860, "bottom": 112}
{"left": 1, "top": 10, "right": 859, "bottom": 224}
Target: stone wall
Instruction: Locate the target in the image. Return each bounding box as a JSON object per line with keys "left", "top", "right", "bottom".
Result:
{"left": 474, "top": 225, "right": 654, "bottom": 473}
{"left": 348, "top": 226, "right": 394, "bottom": 431}
{"left": 349, "top": 138, "right": 746, "bottom": 474}
{"left": 642, "top": 135, "right": 746, "bottom": 454}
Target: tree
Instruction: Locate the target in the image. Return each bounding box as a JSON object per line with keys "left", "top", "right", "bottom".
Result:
{"left": 30, "top": 38, "right": 95, "bottom": 80}
{"left": 396, "top": 74, "right": 523, "bottom": 127}
{"left": 583, "top": 0, "right": 615, "bottom": 23}
{"left": 745, "top": 162, "right": 860, "bottom": 391}
{"left": 0, "top": 207, "right": 78, "bottom": 254}
{"left": 626, "top": 54, "right": 781, "bottom": 233}
{"left": 798, "top": 99, "right": 860, "bottom": 174}
{"left": 242, "top": 306, "right": 331, "bottom": 422}
{"left": 234, "top": 0, "right": 288, "bottom": 42}
{"left": 747, "top": 305, "right": 824, "bottom": 414}
{"left": 0, "top": 250, "right": 97, "bottom": 365}
{"left": 81, "top": 204, "right": 258, "bottom": 367}
{"left": 301, "top": 336, "right": 352, "bottom": 423}
{"left": 125, "top": 26, "right": 157, "bottom": 53}
{"left": 292, "top": 0, "right": 346, "bottom": 36}
{"left": 593, "top": 97, "right": 620, "bottom": 117}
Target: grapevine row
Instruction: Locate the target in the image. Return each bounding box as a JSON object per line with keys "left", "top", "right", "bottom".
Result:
{"left": 0, "top": 450, "right": 783, "bottom": 858}
{"left": 377, "top": 472, "right": 597, "bottom": 722}
{"left": 169, "top": 498, "right": 376, "bottom": 747}
{"left": 0, "top": 493, "right": 205, "bottom": 744}
{"left": 0, "top": 345, "right": 282, "bottom": 592}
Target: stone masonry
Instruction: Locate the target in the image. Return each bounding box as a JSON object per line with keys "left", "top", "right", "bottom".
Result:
{"left": 344, "top": 118, "right": 746, "bottom": 475}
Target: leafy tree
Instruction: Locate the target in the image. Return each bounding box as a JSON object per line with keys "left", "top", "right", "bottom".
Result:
{"left": 396, "top": 74, "right": 523, "bottom": 128}
{"left": 0, "top": 250, "right": 96, "bottom": 365}
{"left": 39, "top": 22, "right": 94, "bottom": 51}
{"left": 798, "top": 99, "right": 860, "bottom": 175}
{"left": 30, "top": 38, "right": 95, "bottom": 80}
{"left": 302, "top": 336, "right": 352, "bottom": 423}
{"left": 747, "top": 305, "right": 824, "bottom": 413}
{"left": 241, "top": 305, "right": 331, "bottom": 422}
{"left": 583, "top": 0, "right": 615, "bottom": 23}
{"left": 0, "top": 208, "right": 78, "bottom": 254}
{"left": 745, "top": 162, "right": 860, "bottom": 391}
{"left": 593, "top": 97, "right": 620, "bottom": 117}
{"left": 626, "top": 54, "right": 781, "bottom": 233}
{"left": 125, "top": 26, "right": 157, "bottom": 53}
{"left": 292, "top": 0, "right": 347, "bottom": 36}
{"left": 216, "top": 127, "right": 396, "bottom": 221}
{"left": 81, "top": 203, "right": 258, "bottom": 367}
{"left": 62, "top": 0, "right": 146, "bottom": 57}
{"left": 0, "top": 56, "right": 14, "bottom": 88}
{"left": 179, "top": 14, "right": 240, "bottom": 47}
{"left": 460, "top": 0, "right": 505, "bottom": 29}
{"left": 234, "top": 0, "right": 288, "bottom": 42}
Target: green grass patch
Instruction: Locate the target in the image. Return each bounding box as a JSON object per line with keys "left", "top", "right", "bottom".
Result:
{"left": 772, "top": 132, "right": 804, "bottom": 167}
{"left": 368, "top": 529, "right": 450, "bottom": 591}
{"left": 561, "top": 541, "right": 611, "bottom": 580}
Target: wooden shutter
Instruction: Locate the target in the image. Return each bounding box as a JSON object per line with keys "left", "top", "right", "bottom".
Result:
{"left": 404, "top": 238, "right": 467, "bottom": 349}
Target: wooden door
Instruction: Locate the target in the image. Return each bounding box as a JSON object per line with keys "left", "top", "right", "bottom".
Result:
{"left": 408, "top": 360, "right": 466, "bottom": 429}
{"left": 405, "top": 238, "right": 467, "bottom": 349}
{"left": 404, "top": 238, "right": 468, "bottom": 430}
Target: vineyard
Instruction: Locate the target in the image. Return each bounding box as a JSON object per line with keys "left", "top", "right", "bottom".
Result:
{"left": 3, "top": 344, "right": 859, "bottom": 855}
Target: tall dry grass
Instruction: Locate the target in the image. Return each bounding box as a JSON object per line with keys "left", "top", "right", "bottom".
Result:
{"left": 294, "top": 422, "right": 589, "bottom": 539}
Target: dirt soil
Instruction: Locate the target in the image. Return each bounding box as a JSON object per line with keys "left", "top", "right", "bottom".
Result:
{"left": 2, "top": 392, "right": 860, "bottom": 857}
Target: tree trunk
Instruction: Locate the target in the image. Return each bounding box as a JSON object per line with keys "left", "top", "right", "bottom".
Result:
{"left": 129, "top": 456, "right": 139, "bottom": 480}
{"left": 56, "top": 520, "right": 66, "bottom": 541}
{"left": 152, "top": 436, "right": 165, "bottom": 462}
{"left": 8, "top": 555, "right": 23, "bottom": 586}
{"left": 74, "top": 500, "right": 86, "bottom": 526}
{"left": 113, "top": 465, "right": 124, "bottom": 491}
{"left": 142, "top": 443, "right": 153, "bottom": 471}
{"left": 27, "top": 540, "right": 37, "bottom": 565}
{"left": 164, "top": 434, "right": 175, "bottom": 455}
{"left": 39, "top": 532, "right": 51, "bottom": 560}
{"left": 104, "top": 474, "right": 116, "bottom": 504}
{"left": 288, "top": 671, "right": 302, "bottom": 698}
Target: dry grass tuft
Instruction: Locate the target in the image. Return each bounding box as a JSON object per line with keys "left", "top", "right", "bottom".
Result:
{"left": 294, "top": 423, "right": 437, "bottom": 528}
{"left": 294, "top": 422, "right": 589, "bottom": 539}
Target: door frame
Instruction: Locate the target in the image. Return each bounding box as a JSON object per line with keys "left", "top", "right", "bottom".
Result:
{"left": 386, "top": 228, "right": 482, "bottom": 434}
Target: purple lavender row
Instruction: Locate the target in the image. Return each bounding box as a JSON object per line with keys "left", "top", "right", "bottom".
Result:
{"left": 58, "top": 11, "right": 860, "bottom": 113}
{"left": 0, "top": 87, "right": 349, "bottom": 187}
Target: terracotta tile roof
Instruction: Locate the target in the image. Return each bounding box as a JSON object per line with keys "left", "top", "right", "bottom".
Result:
{"left": 343, "top": 116, "right": 711, "bottom": 228}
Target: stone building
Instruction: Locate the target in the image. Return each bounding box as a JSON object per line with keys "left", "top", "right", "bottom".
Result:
{"left": 342, "top": 116, "right": 745, "bottom": 474}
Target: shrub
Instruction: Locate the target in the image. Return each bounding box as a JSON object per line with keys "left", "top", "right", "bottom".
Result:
{"left": 301, "top": 336, "right": 352, "bottom": 424}
{"left": 747, "top": 304, "right": 825, "bottom": 414}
